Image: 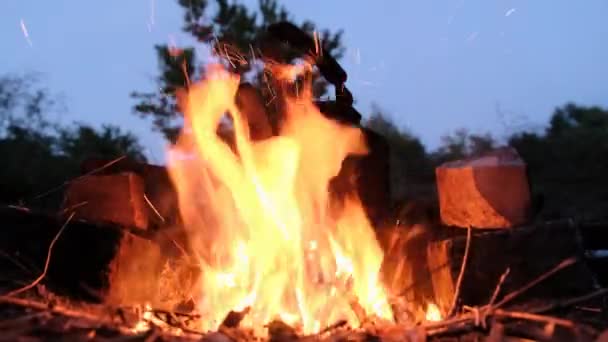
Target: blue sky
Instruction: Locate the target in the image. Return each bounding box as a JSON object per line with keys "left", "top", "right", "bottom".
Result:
{"left": 1, "top": 1, "right": 607, "bottom": 163}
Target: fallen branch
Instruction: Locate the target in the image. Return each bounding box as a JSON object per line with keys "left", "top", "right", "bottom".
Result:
{"left": 493, "top": 309, "right": 575, "bottom": 329}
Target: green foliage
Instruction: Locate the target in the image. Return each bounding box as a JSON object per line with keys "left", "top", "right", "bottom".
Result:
{"left": 132, "top": 0, "right": 345, "bottom": 142}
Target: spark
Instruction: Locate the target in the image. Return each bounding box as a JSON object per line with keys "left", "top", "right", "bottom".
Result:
{"left": 358, "top": 80, "right": 377, "bottom": 87}
{"left": 147, "top": 0, "right": 156, "bottom": 32}
{"left": 505, "top": 8, "right": 516, "bottom": 17}
{"left": 353, "top": 48, "right": 361, "bottom": 65}
{"left": 20, "top": 19, "right": 33, "bottom": 47}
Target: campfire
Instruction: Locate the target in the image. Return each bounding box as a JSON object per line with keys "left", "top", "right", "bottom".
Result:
{"left": 167, "top": 62, "right": 392, "bottom": 334}
{"left": 0, "top": 21, "right": 607, "bottom": 342}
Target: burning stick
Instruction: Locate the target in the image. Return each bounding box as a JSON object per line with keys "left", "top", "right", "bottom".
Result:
{"left": 220, "top": 306, "right": 251, "bottom": 329}
{"left": 348, "top": 296, "right": 368, "bottom": 326}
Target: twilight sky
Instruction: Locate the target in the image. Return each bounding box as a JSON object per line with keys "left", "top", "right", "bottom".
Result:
{"left": 1, "top": 1, "right": 607, "bottom": 163}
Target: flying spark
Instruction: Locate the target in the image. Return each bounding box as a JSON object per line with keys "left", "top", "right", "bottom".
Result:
{"left": 147, "top": 0, "right": 156, "bottom": 32}
{"left": 20, "top": 19, "right": 33, "bottom": 47}
{"left": 505, "top": 8, "right": 517, "bottom": 17}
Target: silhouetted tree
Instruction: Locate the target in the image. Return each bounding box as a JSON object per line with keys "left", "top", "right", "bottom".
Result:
{"left": 509, "top": 103, "right": 608, "bottom": 219}
{"left": 0, "top": 74, "right": 146, "bottom": 209}
{"left": 132, "top": 0, "right": 345, "bottom": 142}
{"left": 365, "top": 106, "right": 432, "bottom": 200}
{"left": 57, "top": 124, "right": 146, "bottom": 164}
{"left": 433, "top": 128, "right": 496, "bottom": 163}
{"left": 510, "top": 103, "right": 608, "bottom": 182}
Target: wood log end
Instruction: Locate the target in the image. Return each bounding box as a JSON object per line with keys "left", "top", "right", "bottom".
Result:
{"left": 436, "top": 148, "right": 531, "bottom": 229}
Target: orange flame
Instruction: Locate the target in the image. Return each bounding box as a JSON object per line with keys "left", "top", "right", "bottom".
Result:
{"left": 167, "top": 63, "right": 392, "bottom": 334}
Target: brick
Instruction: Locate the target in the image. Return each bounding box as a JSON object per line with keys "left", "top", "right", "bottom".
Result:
{"left": 63, "top": 173, "right": 148, "bottom": 229}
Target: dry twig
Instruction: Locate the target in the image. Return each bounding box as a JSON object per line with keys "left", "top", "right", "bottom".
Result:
{"left": 143, "top": 194, "right": 165, "bottom": 223}
{"left": 422, "top": 256, "right": 595, "bottom": 338}
{"left": 4, "top": 212, "right": 75, "bottom": 297}
{"left": 531, "top": 288, "right": 608, "bottom": 315}
{"left": 447, "top": 225, "right": 472, "bottom": 317}
{"left": 494, "top": 256, "right": 578, "bottom": 309}
{"left": 30, "top": 155, "right": 126, "bottom": 202}
{"left": 493, "top": 309, "right": 576, "bottom": 329}
{"left": 489, "top": 267, "right": 511, "bottom": 307}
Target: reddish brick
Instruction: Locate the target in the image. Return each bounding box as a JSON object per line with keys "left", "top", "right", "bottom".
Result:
{"left": 63, "top": 173, "right": 148, "bottom": 229}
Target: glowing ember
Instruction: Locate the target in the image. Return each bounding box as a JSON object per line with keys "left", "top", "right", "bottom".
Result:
{"left": 425, "top": 303, "right": 442, "bottom": 322}
{"left": 167, "top": 63, "right": 393, "bottom": 334}
{"left": 132, "top": 304, "right": 153, "bottom": 333}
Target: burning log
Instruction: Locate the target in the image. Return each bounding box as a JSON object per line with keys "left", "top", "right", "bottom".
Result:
{"left": 105, "top": 228, "right": 163, "bottom": 307}
{"left": 236, "top": 83, "right": 274, "bottom": 140}
{"left": 62, "top": 172, "right": 149, "bottom": 230}
{"left": 436, "top": 147, "right": 531, "bottom": 229}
